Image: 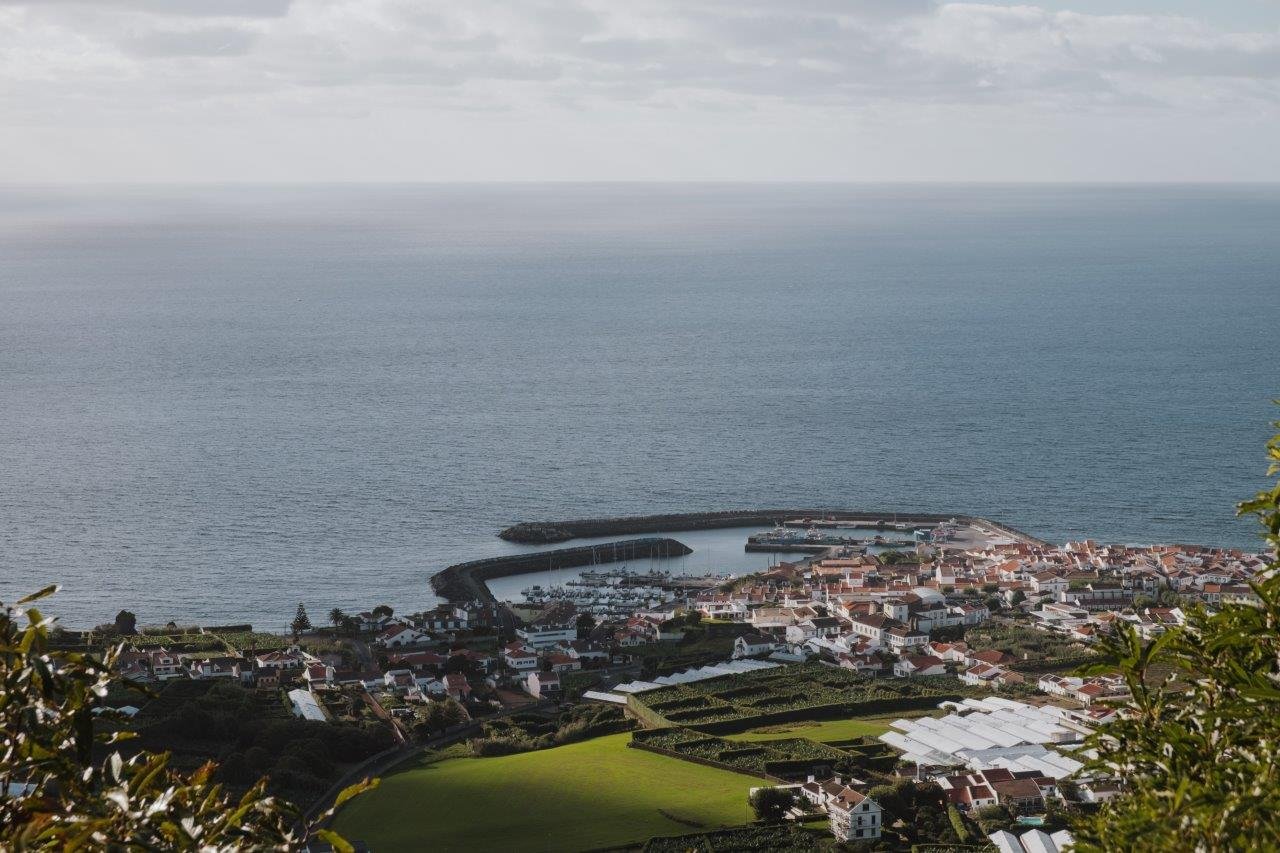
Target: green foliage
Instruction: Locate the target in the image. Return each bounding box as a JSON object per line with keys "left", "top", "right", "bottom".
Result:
{"left": 0, "top": 586, "right": 374, "bottom": 850}
{"left": 644, "top": 822, "right": 825, "bottom": 852}
{"left": 415, "top": 697, "right": 467, "bottom": 738}
{"left": 291, "top": 602, "right": 312, "bottom": 637}
{"left": 113, "top": 609, "right": 138, "bottom": 635}
{"left": 1069, "top": 412, "right": 1280, "bottom": 852}
{"left": 945, "top": 805, "right": 971, "bottom": 842}
{"left": 469, "top": 704, "right": 632, "bottom": 755}
{"left": 972, "top": 804, "right": 1014, "bottom": 836}
{"left": 132, "top": 680, "right": 393, "bottom": 803}
{"left": 750, "top": 786, "right": 797, "bottom": 822}
{"left": 629, "top": 636, "right": 736, "bottom": 678}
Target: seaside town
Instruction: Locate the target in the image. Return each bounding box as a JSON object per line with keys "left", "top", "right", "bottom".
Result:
{"left": 49, "top": 514, "right": 1268, "bottom": 852}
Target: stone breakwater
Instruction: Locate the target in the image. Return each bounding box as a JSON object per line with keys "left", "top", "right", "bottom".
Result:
{"left": 499, "top": 509, "right": 1050, "bottom": 548}
{"left": 430, "top": 537, "right": 694, "bottom": 604}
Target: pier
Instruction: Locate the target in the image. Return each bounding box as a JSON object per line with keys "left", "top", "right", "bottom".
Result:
{"left": 429, "top": 537, "right": 694, "bottom": 604}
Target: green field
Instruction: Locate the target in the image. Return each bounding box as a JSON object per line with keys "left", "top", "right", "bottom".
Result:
{"left": 330, "top": 733, "right": 757, "bottom": 852}
{"left": 723, "top": 709, "right": 937, "bottom": 743}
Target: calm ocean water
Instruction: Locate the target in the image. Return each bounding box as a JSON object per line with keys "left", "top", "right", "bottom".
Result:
{"left": 1, "top": 184, "right": 1277, "bottom": 629}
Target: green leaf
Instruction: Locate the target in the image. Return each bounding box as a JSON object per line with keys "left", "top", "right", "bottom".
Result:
{"left": 17, "top": 584, "right": 59, "bottom": 604}
{"left": 333, "top": 777, "right": 379, "bottom": 809}
{"left": 312, "top": 829, "right": 355, "bottom": 853}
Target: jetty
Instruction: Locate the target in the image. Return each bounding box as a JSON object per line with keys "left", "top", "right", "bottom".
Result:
{"left": 429, "top": 537, "right": 693, "bottom": 604}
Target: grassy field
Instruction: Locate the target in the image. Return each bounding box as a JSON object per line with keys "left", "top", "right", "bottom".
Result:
{"left": 722, "top": 709, "right": 937, "bottom": 743}
{"left": 330, "top": 733, "right": 757, "bottom": 852}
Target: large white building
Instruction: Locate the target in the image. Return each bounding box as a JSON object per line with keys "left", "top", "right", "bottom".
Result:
{"left": 516, "top": 624, "right": 577, "bottom": 649}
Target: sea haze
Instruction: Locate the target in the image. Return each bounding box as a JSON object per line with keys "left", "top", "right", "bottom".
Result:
{"left": 1, "top": 183, "right": 1276, "bottom": 629}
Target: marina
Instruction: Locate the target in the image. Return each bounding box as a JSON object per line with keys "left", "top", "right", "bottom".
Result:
{"left": 517, "top": 568, "right": 732, "bottom": 617}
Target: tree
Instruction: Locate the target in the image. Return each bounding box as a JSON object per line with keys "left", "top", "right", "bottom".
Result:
{"left": 574, "top": 612, "right": 596, "bottom": 636}
{"left": 1009, "top": 590, "right": 1026, "bottom": 606}
{"left": 113, "top": 609, "right": 137, "bottom": 635}
{"left": 749, "top": 786, "right": 796, "bottom": 822}
{"left": 0, "top": 585, "right": 374, "bottom": 850}
{"left": 291, "top": 602, "right": 312, "bottom": 638}
{"left": 420, "top": 698, "right": 467, "bottom": 735}
{"left": 1070, "top": 412, "right": 1280, "bottom": 852}
{"left": 329, "top": 607, "right": 347, "bottom": 628}
{"left": 371, "top": 604, "right": 393, "bottom": 619}
{"left": 984, "top": 594, "right": 1004, "bottom": 613}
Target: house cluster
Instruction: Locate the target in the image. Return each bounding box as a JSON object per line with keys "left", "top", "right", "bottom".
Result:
{"left": 685, "top": 554, "right": 993, "bottom": 679}
{"left": 963, "top": 540, "right": 1264, "bottom": 639}
{"left": 115, "top": 645, "right": 319, "bottom": 689}
{"left": 711, "top": 538, "right": 1269, "bottom": 665}
{"left": 938, "top": 767, "right": 1057, "bottom": 813}
{"left": 500, "top": 623, "right": 614, "bottom": 699}
{"left": 1035, "top": 673, "right": 1129, "bottom": 706}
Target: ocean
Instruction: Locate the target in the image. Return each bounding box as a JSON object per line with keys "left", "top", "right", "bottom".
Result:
{"left": 1, "top": 183, "right": 1276, "bottom": 630}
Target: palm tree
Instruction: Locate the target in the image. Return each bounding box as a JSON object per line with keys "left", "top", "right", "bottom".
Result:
{"left": 329, "top": 607, "right": 346, "bottom": 628}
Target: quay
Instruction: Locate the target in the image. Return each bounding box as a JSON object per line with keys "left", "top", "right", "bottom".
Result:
{"left": 744, "top": 533, "right": 917, "bottom": 553}
{"left": 429, "top": 537, "right": 693, "bottom": 604}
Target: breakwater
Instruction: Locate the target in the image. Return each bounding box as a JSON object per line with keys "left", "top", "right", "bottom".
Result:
{"left": 430, "top": 537, "right": 694, "bottom": 603}
{"left": 499, "top": 509, "right": 1050, "bottom": 547}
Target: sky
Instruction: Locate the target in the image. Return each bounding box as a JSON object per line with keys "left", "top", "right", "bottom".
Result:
{"left": 2, "top": 0, "right": 1279, "bottom": 182}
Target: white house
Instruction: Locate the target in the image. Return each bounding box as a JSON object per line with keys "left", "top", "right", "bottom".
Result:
{"left": 376, "top": 624, "right": 430, "bottom": 648}
{"left": 826, "top": 787, "right": 882, "bottom": 842}
{"left": 734, "top": 633, "right": 778, "bottom": 658}
{"left": 502, "top": 647, "right": 539, "bottom": 672}
{"left": 525, "top": 671, "right": 561, "bottom": 698}
{"left": 893, "top": 654, "right": 946, "bottom": 678}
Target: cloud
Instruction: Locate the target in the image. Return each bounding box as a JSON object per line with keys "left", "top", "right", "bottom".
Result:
{"left": 2, "top": 0, "right": 1277, "bottom": 111}
{"left": 118, "top": 26, "right": 257, "bottom": 58}
{"left": 0, "top": 0, "right": 293, "bottom": 17}
{"left": 0, "top": 0, "right": 1277, "bottom": 180}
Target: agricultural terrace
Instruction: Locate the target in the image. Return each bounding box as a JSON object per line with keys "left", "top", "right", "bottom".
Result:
{"left": 629, "top": 663, "right": 971, "bottom": 731}
{"left": 632, "top": 727, "right": 845, "bottom": 775}
{"left": 632, "top": 727, "right": 896, "bottom": 779}
{"left": 723, "top": 709, "right": 939, "bottom": 744}
{"left": 330, "top": 733, "right": 757, "bottom": 853}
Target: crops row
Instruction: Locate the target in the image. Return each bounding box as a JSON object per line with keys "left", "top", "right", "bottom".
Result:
{"left": 631, "top": 727, "right": 845, "bottom": 775}
{"left": 635, "top": 663, "right": 971, "bottom": 726}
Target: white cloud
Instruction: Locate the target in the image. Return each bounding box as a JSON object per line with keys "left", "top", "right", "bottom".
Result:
{"left": 0, "top": 0, "right": 1277, "bottom": 180}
